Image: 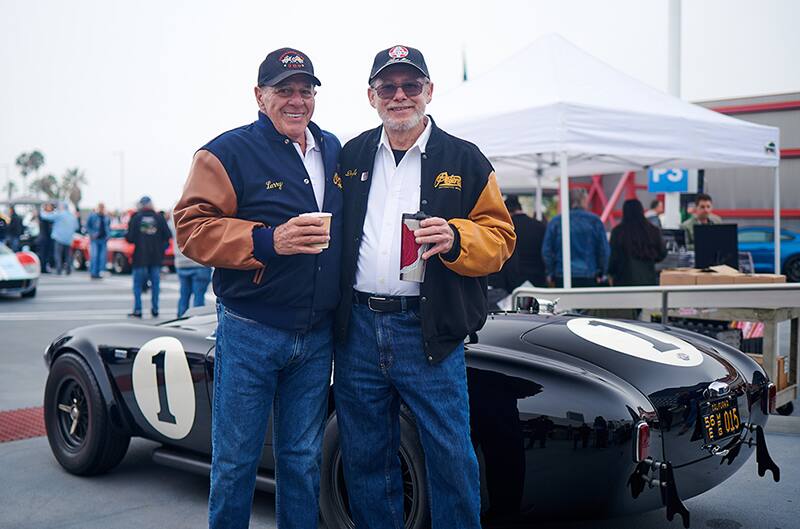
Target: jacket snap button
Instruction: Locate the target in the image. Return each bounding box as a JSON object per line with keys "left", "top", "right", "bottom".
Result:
{"left": 284, "top": 138, "right": 290, "bottom": 144}
{"left": 421, "top": 199, "right": 428, "bottom": 206}
{"left": 427, "top": 355, "right": 433, "bottom": 361}
{"left": 421, "top": 296, "right": 427, "bottom": 302}
{"left": 304, "top": 178, "right": 310, "bottom": 184}
{"left": 422, "top": 154, "right": 427, "bottom": 159}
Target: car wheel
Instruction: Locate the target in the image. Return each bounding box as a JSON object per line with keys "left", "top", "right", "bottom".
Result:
{"left": 776, "top": 401, "right": 794, "bottom": 416}
{"left": 44, "top": 352, "right": 130, "bottom": 475}
{"left": 21, "top": 287, "right": 37, "bottom": 298}
{"left": 320, "top": 412, "right": 430, "bottom": 529}
{"left": 112, "top": 252, "right": 130, "bottom": 274}
{"left": 72, "top": 250, "right": 86, "bottom": 271}
{"left": 784, "top": 256, "right": 800, "bottom": 283}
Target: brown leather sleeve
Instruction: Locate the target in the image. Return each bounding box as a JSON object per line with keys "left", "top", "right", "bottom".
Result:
{"left": 173, "top": 150, "right": 265, "bottom": 270}
{"left": 442, "top": 172, "right": 516, "bottom": 277}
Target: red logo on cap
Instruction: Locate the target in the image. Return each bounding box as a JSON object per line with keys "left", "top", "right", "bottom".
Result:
{"left": 279, "top": 51, "right": 305, "bottom": 69}
{"left": 388, "top": 46, "right": 409, "bottom": 59}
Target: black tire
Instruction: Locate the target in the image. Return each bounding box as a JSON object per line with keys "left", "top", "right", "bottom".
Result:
{"left": 21, "top": 287, "right": 36, "bottom": 298}
{"left": 320, "top": 412, "right": 430, "bottom": 529}
{"left": 112, "top": 252, "right": 130, "bottom": 274}
{"left": 44, "top": 352, "right": 130, "bottom": 475}
{"left": 72, "top": 249, "right": 86, "bottom": 271}
{"left": 776, "top": 401, "right": 794, "bottom": 416}
{"left": 784, "top": 255, "right": 800, "bottom": 283}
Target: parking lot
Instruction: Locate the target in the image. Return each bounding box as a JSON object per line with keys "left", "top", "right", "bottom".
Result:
{"left": 1, "top": 271, "right": 799, "bottom": 529}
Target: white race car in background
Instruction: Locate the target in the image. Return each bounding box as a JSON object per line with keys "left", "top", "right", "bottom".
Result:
{"left": 0, "top": 243, "right": 39, "bottom": 298}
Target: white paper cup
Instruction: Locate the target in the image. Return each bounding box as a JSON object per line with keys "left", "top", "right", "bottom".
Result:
{"left": 300, "top": 212, "right": 332, "bottom": 249}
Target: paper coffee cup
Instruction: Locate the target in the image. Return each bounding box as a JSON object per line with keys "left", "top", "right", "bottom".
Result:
{"left": 300, "top": 212, "right": 332, "bottom": 249}
{"left": 400, "top": 212, "right": 431, "bottom": 282}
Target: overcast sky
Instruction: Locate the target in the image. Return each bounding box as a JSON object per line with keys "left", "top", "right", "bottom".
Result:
{"left": 2, "top": 0, "right": 798, "bottom": 211}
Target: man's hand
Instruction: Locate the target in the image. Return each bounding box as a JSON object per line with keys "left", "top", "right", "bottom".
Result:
{"left": 414, "top": 217, "right": 454, "bottom": 260}
{"left": 273, "top": 216, "right": 329, "bottom": 255}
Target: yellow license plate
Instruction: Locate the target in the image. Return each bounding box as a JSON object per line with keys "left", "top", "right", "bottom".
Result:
{"left": 701, "top": 396, "right": 742, "bottom": 443}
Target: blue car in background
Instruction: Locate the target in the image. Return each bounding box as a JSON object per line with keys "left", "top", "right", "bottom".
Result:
{"left": 738, "top": 226, "right": 800, "bottom": 282}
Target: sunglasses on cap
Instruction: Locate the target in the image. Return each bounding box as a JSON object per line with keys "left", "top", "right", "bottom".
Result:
{"left": 372, "top": 81, "right": 425, "bottom": 100}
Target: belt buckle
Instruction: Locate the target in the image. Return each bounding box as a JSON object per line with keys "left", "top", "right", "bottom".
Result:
{"left": 367, "top": 296, "right": 388, "bottom": 312}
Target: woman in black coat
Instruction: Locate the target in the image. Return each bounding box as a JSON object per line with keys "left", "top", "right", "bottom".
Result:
{"left": 608, "top": 199, "right": 667, "bottom": 286}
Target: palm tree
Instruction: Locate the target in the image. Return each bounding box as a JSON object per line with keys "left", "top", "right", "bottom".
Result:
{"left": 60, "top": 167, "right": 88, "bottom": 210}
{"left": 15, "top": 150, "right": 46, "bottom": 194}
{"left": 30, "top": 174, "right": 60, "bottom": 199}
{"left": 2, "top": 179, "right": 17, "bottom": 201}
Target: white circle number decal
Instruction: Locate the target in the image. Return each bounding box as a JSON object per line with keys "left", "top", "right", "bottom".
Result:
{"left": 566, "top": 318, "right": 704, "bottom": 367}
{"left": 132, "top": 336, "right": 196, "bottom": 439}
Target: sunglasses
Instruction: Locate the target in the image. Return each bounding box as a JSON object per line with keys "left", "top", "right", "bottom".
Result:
{"left": 372, "top": 81, "right": 425, "bottom": 100}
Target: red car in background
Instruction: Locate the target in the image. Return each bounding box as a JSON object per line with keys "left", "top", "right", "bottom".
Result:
{"left": 71, "top": 224, "right": 174, "bottom": 274}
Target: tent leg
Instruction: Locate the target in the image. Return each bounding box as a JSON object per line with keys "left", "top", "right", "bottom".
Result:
{"left": 560, "top": 151, "right": 571, "bottom": 288}
{"left": 774, "top": 166, "right": 781, "bottom": 274}
{"left": 535, "top": 173, "right": 543, "bottom": 221}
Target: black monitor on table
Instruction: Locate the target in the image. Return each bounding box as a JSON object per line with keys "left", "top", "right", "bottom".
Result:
{"left": 695, "top": 223, "right": 739, "bottom": 269}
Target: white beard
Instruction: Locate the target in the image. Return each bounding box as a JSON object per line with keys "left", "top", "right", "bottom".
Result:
{"left": 380, "top": 107, "right": 425, "bottom": 133}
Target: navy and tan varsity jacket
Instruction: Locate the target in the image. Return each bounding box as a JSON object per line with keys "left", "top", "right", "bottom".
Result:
{"left": 334, "top": 117, "right": 516, "bottom": 363}
{"left": 174, "top": 112, "right": 342, "bottom": 331}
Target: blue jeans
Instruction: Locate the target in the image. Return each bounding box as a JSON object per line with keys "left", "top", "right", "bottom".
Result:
{"left": 210, "top": 303, "right": 333, "bottom": 529}
{"left": 89, "top": 239, "right": 107, "bottom": 277}
{"left": 334, "top": 304, "right": 481, "bottom": 529}
{"left": 132, "top": 265, "right": 160, "bottom": 314}
{"left": 176, "top": 266, "right": 212, "bottom": 317}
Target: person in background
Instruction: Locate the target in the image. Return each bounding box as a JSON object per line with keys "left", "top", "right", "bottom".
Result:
{"left": 36, "top": 203, "right": 55, "bottom": 272}
{"left": 681, "top": 192, "right": 722, "bottom": 249}
{"left": 608, "top": 199, "right": 667, "bottom": 286}
{"left": 0, "top": 210, "right": 7, "bottom": 246}
{"left": 542, "top": 188, "right": 609, "bottom": 287}
{"left": 168, "top": 213, "right": 212, "bottom": 317}
{"left": 40, "top": 201, "right": 79, "bottom": 275}
{"left": 86, "top": 202, "right": 111, "bottom": 279}
{"left": 6, "top": 206, "right": 24, "bottom": 251}
{"left": 125, "top": 196, "right": 170, "bottom": 318}
{"left": 645, "top": 198, "right": 664, "bottom": 228}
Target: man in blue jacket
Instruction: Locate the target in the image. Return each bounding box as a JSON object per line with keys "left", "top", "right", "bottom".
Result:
{"left": 542, "top": 188, "right": 610, "bottom": 287}
{"left": 86, "top": 202, "right": 111, "bottom": 279}
{"left": 174, "top": 48, "right": 341, "bottom": 529}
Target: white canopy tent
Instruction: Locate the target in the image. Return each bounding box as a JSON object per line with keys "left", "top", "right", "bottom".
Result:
{"left": 432, "top": 34, "right": 781, "bottom": 287}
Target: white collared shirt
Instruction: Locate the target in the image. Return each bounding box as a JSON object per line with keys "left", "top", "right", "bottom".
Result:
{"left": 293, "top": 128, "right": 325, "bottom": 210}
{"left": 354, "top": 118, "right": 432, "bottom": 296}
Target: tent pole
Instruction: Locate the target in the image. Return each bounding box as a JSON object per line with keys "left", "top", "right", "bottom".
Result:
{"left": 535, "top": 172, "right": 543, "bottom": 221}
{"left": 774, "top": 165, "right": 781, "bottom": 274}
{"left": 560, "top": 151, "right": 572, "bottom": 288}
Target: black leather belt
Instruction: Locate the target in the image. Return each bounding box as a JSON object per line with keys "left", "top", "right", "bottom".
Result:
{"left": 353, "top": 290, "right": 420, "bottom": 312}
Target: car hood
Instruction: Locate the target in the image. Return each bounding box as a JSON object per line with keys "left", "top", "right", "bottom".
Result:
{"left": 522, "top": 317, "right": 741, "bottom": 401}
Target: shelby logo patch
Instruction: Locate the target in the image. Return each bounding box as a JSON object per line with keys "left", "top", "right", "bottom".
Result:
{"left": 279, "top": 51, "right": 305, "bottom": 69}
{"left": 333, "top": 172, "right": 343, "bottom": 190}
{"left": 434, "top": 172, "right": 461, "bottom": 190}
{"left": 265, "top": 180, "right": 284, "bottom": 190}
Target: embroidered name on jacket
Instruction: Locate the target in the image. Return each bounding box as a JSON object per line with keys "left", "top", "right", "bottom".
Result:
{"left": 333, "top": 172, "right": 343, "bottom": 189}
{"left": 265, "top": 180, "right": 284, "bottom": 190}
{"left": 434, "top": 172, "right": 462, "bottom": 190}
{"left": 344, "top": 169, "right": 358, "bottom": 178}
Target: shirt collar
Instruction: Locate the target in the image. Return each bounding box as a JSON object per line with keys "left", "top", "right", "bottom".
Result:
{"left": 378, "top": 115, "right": 432, "bottom": 155}
{"left": 297, "top": 127, "right": 319, "bottom": 152}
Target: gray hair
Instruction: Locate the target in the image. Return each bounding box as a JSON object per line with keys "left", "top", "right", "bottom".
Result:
{"left": 569, "top": 188, "right": 588, "bottom": 209}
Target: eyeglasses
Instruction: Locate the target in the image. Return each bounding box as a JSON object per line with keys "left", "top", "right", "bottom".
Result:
{"left": 372, "top": 81, "right": 425, "bottom": 100}
{"left": 270, "top": 86, "right": 316, "bottom": 99}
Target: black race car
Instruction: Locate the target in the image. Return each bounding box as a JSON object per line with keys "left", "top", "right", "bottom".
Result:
{"left": 43, "top": 303, "right": 781, "bottom": 528}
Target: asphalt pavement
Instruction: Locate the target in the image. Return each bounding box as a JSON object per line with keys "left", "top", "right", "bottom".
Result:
{"left": 0, "top": 270, "right": 798, "bottom": 529}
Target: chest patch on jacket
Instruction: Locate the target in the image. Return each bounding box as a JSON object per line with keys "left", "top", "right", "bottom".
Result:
{"left": 265, "top": 180, "right": 284, "bottom": 191}
{"left": 434, "top": 172, "right": 461, "bottom": 190}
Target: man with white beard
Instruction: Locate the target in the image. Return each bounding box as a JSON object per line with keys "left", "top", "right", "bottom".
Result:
{"left": 333, "top": 45, "right": 516, "bottom": 529}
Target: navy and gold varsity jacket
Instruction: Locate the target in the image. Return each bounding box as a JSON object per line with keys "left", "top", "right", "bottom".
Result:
{"left": 334, "top": 117, "right": 516, "bottom": 363}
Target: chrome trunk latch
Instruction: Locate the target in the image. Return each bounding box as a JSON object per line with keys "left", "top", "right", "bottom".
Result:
{"left": 705, "top": 381, "right": 730, "bottom": 398}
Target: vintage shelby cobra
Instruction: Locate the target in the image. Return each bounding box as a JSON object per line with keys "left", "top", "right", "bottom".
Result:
{"left": 43, "top": 302, "right": 781, "bottom": 528}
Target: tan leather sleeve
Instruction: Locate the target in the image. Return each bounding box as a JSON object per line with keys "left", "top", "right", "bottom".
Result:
{"left": 442, "top": 172, "right": 516, "bottom": 277}
{"left": 173, "top": 150, "right": 265, "bottom": 270}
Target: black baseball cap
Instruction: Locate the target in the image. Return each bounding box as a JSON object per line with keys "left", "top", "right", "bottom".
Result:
{"left": 368, "top": 45, "right": 429, "bottom": 84}
{"left": 258, "top": 47, "right": 321, "bottom": 87}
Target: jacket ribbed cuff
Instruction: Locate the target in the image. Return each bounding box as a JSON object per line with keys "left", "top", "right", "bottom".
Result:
{"left": 252, "top": 226, "right": 277, "bottom": 264}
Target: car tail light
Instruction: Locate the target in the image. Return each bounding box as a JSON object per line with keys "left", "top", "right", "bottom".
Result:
{"left": 762, "top": 382, "right": 777, "bottom": 415}
{"left": 634, "top": 421, "right": 650, "bottom": 462}
{"left": 16, "top": 251, "right": 40, "bottom": 275}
